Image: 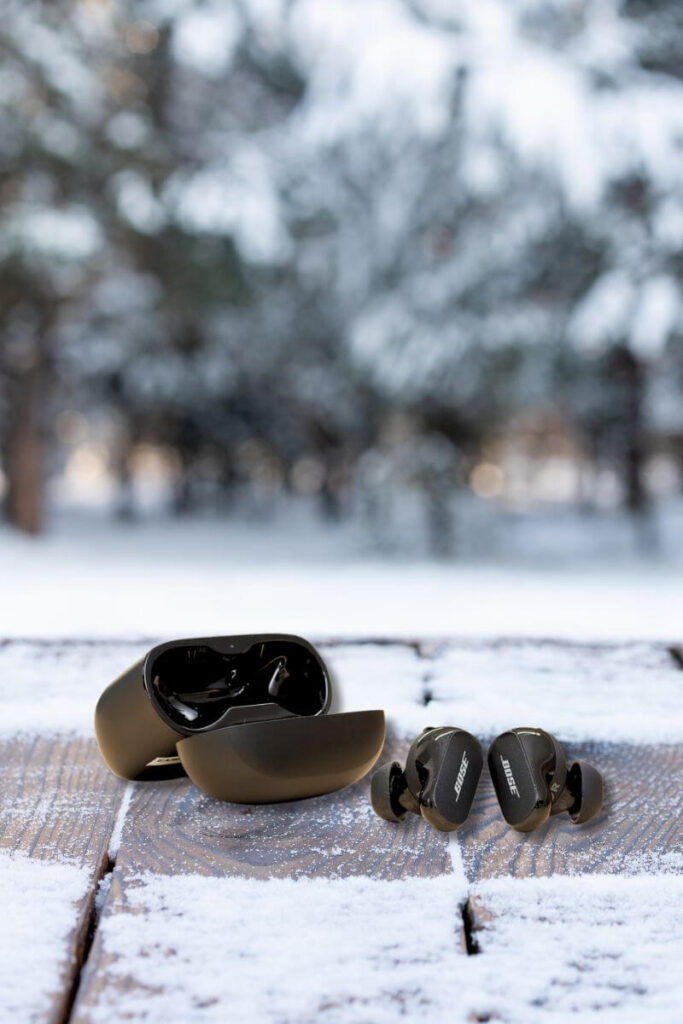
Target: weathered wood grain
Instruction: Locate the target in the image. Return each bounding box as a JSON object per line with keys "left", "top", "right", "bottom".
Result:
{"left": 0, "top": 734, "right": 125, "bottom": 1024}
{"left": 69, "top": 729, "right": 461, "bottom": 1022}
{"left": 0, "top": 734, "right": 123, "bottom": 864}
{"left": 89, "top": 730, "right": 452, "bottom": 881}
{"left": 1, "top": 636, "right": 679, "bottom": 1024}
{"left": 458, "top": 741, "right": 682, "bottom": 881}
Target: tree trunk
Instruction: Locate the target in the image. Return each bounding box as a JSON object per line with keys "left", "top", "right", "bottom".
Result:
{"left": 625, "top": 435, "right": 646, "bottom": 513}
{"left": 608, "top": 346, "right": 648, "bottom": 515}
{"left": 113, "top": 432, "right": 136, "bottom": 521}
{"left": 608, "top": 346, "right": 658, "bottom": 551}
{"left": 6, "top": 357, "right": 44, "bottom": 534}
{"left": 622, "top": 354, "right": 647, "bottom": 515}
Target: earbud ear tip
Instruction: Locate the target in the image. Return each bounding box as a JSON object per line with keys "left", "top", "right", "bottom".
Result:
{"left": 568, "top": 760, "right": 604, "bottom": 824}
{"left": 371, "top": 761, "right": 410, "bottom": 822}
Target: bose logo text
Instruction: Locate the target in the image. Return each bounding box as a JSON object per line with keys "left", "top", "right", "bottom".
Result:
{"left": 454, "top": 751, "right": 469, "bottom": 800}
{"left": 500, "top": 756, "right": 520, "bottom": 797}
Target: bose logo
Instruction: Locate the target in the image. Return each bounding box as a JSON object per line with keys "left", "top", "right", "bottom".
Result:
{"left": 454, "top": 751, "right": 469, "bottom": 800}
{"left": 500, "top": 756, "right": 520, "bottom": 798}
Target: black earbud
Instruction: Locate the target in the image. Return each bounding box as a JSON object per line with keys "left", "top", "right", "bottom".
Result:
{"left": 371, "top": 727, "right": 483, "bottom": 831}
{"left": 488, "top": 727, "right": 603, "bottom": 832}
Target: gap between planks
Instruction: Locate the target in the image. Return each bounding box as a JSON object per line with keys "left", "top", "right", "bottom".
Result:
{"left": 58, "top": 784, "right": 134, "bottom": 1024}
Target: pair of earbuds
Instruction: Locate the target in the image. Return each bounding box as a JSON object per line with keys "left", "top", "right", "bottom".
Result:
{"left": 371, "top": 726, "right": 604, "bottom": 833}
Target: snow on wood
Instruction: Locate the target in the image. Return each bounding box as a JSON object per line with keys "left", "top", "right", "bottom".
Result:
{"left": 76, "top": 873, "right": 468, "bottom": 1024}
{"left": 0, "top": 640, "right": 679, "bottom": 1021}
{"left": 0, "top": 638, "right": 681, "bottom": 745}
{"left": 466, "top": 874, "right": 683, "bottom": 1023}
{"left": 0, "top": 850, "right": 90, "bottom": 1021}
{"left": 322, "top": 642, "right": 425, "bottom": 735}
{"left": 0, "top": 640, "right": 148, "bottom": 737}
{"left": 426, "top": 640, "right": 683, "bottom": 742}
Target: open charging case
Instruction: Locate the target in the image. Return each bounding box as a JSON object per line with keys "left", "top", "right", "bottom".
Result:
{"left": 95, "top": 634, "right": 385, "bottom": 803}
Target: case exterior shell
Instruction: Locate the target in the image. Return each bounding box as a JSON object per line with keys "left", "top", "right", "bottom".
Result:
{"left": 177, "top": 710, "right": 386, "bottom": 803}
{"left": 94, "top": 658, "right": 183, "bottom": 780}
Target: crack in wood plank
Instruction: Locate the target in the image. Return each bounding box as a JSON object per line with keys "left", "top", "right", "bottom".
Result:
{"left": 60, "top": 783, "right": 137, "bottom": 1023}
{"left": 668, "top": 645, "right": 683, "bottom": 670}
{"left": 56, "top": 850, "right": 116, "bottom": 1024}
{"left": 460, "top": 897, "right": 481, "bottom": 956}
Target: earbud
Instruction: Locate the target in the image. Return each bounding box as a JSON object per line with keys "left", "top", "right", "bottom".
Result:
{"left": 371, "top": 727, "right": 483, "bottom": 831}
{"left": 488, "top": 727, "right": 603, "bottom": 832}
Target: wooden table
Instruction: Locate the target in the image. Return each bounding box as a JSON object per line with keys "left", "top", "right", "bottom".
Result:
{"left": 1, "top": 638, "right": 681, "bottom": 1023}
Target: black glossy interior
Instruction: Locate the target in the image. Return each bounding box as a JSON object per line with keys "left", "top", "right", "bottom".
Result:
{"left": 149, "top": 640, "right": 327, "bottom": 730}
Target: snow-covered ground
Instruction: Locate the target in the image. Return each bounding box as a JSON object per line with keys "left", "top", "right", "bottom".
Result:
{"left": 2, "top": 509, "right": 681, "bottom": 641}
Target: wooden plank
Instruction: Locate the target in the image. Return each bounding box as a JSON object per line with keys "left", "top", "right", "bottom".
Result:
{"left": 70, "top": 728, "right": 465, "bottom": 1022}
{"left": 72, "top": 730, "right": 451, "bottom": 881}
{"left": 2, "top": 636, "right": 678, "bottom": 1022}
{"left": 0, "top": 734, "right": 125, "bottom": 1024}
{"left": 459, "top": 742, "right": 682, "bottom": 881}
{"left": 0, "top": 734, "right": 124, "bottom": 864}
{"left": 70, "top": 637, "right": 683, "bottom": 1021}
{"left": 0, "top": 639, "right": 131, "bottom": 1024}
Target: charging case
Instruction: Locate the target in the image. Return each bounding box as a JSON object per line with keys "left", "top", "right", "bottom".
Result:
{"left": 95, "top": 634, "right": 385, "bottom": 800}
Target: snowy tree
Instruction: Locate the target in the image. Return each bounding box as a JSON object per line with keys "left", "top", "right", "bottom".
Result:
{"left": 272, "top": 0, "right": 683, "bottom": 527}
{"left": 0, "top": 1, "right": 110, "bottom": 530}
{"left": 2, "top": 0, "right": 682, "bottom": 543}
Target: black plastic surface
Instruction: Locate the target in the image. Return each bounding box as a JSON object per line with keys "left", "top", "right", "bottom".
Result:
{"left": 488, "top": 728, "right": 555, "bottom": 830}
{"left": 144, "top": 634, "right": 330, "bottom": 734}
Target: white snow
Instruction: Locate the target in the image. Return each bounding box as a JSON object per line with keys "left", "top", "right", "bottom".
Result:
{"left": 424, "top": 641, "right": 683, "bottom": 743}
{"left": 88, "top": 872, "right": 468, "bottom": 1024}
{"left": 114, "top": 170, "right": 167, "bottom": 234}
{"left": 0, "top": 849, "right": 89, "bottom": 1021}
{"left": 465, "top": 874, "right": 683, "bottom": 1023}
{"left": 290, "top": 0, "right": 456, "bottom": 141}
{"left": 171, "top": 6, "right": 240, "bottom": 78}
{"left": 570, "top": 270, "right": 682, "bottom": 358}
{"left": 170, "top": 148, "right": 289, "bottom": 262}
{"left": 9, "top": 11, "right": 103, "bottom": 116}
{"left": 0, "top": 634, "right": 679, "bottom": 745}
{"left": 1, "top": 515, "right": 681, "bottom": 644}
{"left": 107, "top": 781, "right": 134, "bottom": 861}
{"left": 0, "top": 512, "right": 681, "bottom": 741}
{"left": 82, "top": 870, "right": 683, "bottom": 1022}
{"left": 569, "top": 269, "right": 635, "bottom": 353}
{"left": 0, "top": 640, "right": 146, "bottom": 737}
{"left": 630, "top": 275, "right": 681, "bottom": 360}
{"left": 323, "top": 642, "right": 423, "bottom": 723}
{"left": 5, "top": 205, "right": 102, "bottom": 260}
{"left": 280, "top": 0, "right": 683, "bottom": 213}
{"left": 105, "top": 111, "right": 150, "bottom": 151}
{"left": 325, "top": 640, "right": 683, "bottom": 743}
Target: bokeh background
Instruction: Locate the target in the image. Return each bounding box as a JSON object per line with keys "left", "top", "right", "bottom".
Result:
{"left": 1, "top": 0, "right": 682, "bottom": 638}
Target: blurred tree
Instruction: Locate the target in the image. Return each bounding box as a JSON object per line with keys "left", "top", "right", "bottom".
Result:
{"left": 1, "top": 0, "right": 682, "bottom": 548}
{"left": 0, "top": 1, "right": 108, "bottom": 530}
